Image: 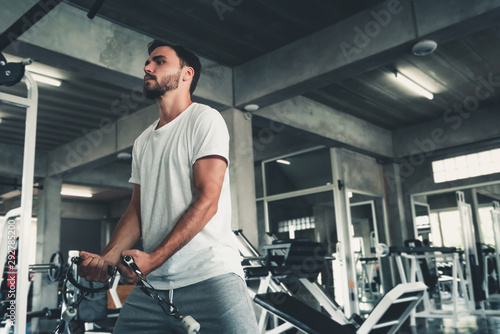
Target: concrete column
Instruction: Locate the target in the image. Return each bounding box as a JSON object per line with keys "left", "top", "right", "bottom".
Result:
{"left": 220, "top": 108, "right": 259, "bottom": 248}
{"left": 32, "top": 176, "right": 62, "bottom": 332}
{"left": 382, "top": 163, "right": 409, "bottom": 246}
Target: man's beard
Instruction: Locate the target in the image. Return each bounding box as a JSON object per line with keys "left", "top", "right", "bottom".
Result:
{"left": 143, "top": 70, "right": 181, "bottom": 100}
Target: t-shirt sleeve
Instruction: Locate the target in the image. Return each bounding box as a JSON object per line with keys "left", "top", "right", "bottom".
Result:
{"left": 128, "top": 138, "right": 141, "bottom": 184}
{"left": 191, "top": 109, "right": 230, "bottom": 166}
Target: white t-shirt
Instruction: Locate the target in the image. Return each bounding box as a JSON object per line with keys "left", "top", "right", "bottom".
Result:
{"left": 129, "top": 102, "right": 244, "bottom": 289}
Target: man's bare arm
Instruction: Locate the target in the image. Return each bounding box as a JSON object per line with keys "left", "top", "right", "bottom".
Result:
{"left": 122, "top": 156, "right": 226, "bottom": 277}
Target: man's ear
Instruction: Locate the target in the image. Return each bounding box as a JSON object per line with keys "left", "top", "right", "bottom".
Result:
{"left": 182, "top": 67, "right": 194, "bottom": 82}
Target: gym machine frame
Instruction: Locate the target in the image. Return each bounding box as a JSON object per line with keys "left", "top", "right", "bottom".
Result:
{"left": 394, "top": 190, "right": 500, "bottom": 329}
{"left": 388, "top": 247, "right": 466, "bottom": 328}
{"left": 0, "top": 66, "right": 38, "bottom": 334}
{"left": 456, "top": 191, "right": 500, "bottom": 317}
{"left": 234, "top": 230, "right": 344, "bottom": 323}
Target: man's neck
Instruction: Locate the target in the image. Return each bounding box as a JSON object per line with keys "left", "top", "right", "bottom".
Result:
{"left": 155, "top": 92, "right": 192, "bottom": 129}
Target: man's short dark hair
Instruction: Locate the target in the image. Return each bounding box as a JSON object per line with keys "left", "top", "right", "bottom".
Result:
{"left": 148, "top": 40, "right": 201, "bottom": 95}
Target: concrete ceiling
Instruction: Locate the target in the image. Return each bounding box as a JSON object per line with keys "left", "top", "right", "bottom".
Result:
{"left": 1, "top": 0, "right": 500, "bottom": 202}
{"left": 68, "top": 0, "right": 387, "bottom": 66}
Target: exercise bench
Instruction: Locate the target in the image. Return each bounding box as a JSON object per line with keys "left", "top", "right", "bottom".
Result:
{"left": 254, "top": 282, "right": 427, "bottom": 334}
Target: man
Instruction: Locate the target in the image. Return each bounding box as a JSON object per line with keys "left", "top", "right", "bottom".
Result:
{"left": 78, "top": 40, "right": 258, "bottom": 334}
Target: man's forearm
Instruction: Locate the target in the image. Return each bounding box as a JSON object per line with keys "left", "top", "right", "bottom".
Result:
{"left": 148, "top": 194, "right": 217, "bottom": 271}
{"left": 101, "top": 211, "right": 141, "bottom": 264}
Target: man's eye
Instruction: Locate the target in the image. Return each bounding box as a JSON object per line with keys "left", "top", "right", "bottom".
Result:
{"left": 157, "top": 60, "right": 165, "bottom": 64}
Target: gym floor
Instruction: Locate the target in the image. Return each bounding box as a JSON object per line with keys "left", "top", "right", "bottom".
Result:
{"left": 358, "top": 296, "right": 500, "bottom": 334}
{"left": 400, "top": 317, "right": 500, "bottom": 334}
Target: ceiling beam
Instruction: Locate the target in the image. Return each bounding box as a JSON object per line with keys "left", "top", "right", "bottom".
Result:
{"left": 253, "top": 96, "right": 393, "bottom": 158}
{"left": 47, "top": 95, "right": 392, "bottom": 178}
{"left": 46, "top": 103, "right": 158, "bottom": 177}
{"left": 0, "top": 0, "right": 62, "bottom": 51}
{"left": 234, "top": 0, "right": 500, "bottom": 108}
{"left": 63, "top": 162, "right": 133, "bottom": 190}
{"left": 393, "top": 106, "right": 500, "bottom": 158}
{"left": 0, "top": 1, "right": 233, "bottom": 108}
{"left": 46, "top": 94, "right": 392, "bottom": 177}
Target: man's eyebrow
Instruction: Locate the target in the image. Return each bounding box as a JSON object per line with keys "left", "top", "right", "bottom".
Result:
{"left": 145, "top": 55, "right": 166, "bottom": 65}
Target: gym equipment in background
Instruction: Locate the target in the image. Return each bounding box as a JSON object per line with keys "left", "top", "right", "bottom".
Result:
{"left": 233, "top": 231, "right": 427, "bottom": 334}
{"left": 375, "top": 243, "right": 464, "bottom": 328}
{"left": 53, "top": 250, "right": 118, "bottom": 334}
{"left": 254, "top": 282, "right": 426, "bottom": 334}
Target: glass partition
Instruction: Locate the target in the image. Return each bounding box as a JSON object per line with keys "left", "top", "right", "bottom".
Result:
{"left": 264, "top": 147, "right": 332, "bottom": 196}
{"left": 262, "top": 148, "right": 338, "bottom": 304}
{"left": 348, "top": 192, "right": 388, "bottom": 313}
{"left": 414, "top": 202, "right": 433, "bottom": 245}
{"left": 412, "top": 192, "right": 463, "bottom": 248}
{"left": 267, "top": 191, "right": 333, "bottom": 241}
{"left": 261, "top": 147, "right": 390, "bottom": 312}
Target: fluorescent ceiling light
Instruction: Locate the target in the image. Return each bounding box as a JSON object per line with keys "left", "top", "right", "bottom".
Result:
{"left": 277, "top": 159, "right": 291, "bottom": 165}
{"left": 61, "top": 189, "right": 93, "bottom": 198}
{"left": 31, "top": 73, "right": 62, "bottom": 87}
{"left": 395, "top": 72, "right": 433, "bottom": 100}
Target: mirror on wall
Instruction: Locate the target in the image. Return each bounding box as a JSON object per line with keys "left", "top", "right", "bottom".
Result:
{"left": 411, "top": 184, "right": 500, "bottom": 249}
{"left": 261, "top": 148, "right": 340, "bottom": 304}
{"left": 412, "top": 191, "right": 465, "bottom": 248}
{"left": 348, "top": 191, "right": 389, "bottom": 313}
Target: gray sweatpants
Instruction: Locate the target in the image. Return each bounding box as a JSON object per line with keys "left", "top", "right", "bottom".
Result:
{"left": 113, "top": 273, "right": 259, "bottom": 334}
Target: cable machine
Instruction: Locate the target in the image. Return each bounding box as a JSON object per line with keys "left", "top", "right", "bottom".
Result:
{"left": 0, "top": 54, "right": 39, "bottom": 334}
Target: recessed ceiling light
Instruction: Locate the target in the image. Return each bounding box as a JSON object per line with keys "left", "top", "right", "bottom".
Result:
{"left": 277, "top": 159, "right": 291, "bottom": 165}
{"left": 412, "top": 40, "right": 438, "bottom": 56}
{"left": 244, "top": 104, "right": 259, "bottom": 112}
